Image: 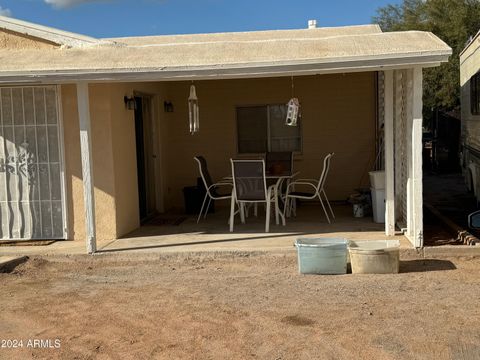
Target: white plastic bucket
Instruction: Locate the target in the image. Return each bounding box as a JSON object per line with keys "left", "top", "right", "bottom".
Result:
{"left": 348, "top": 240, "right": 400, "bottom": 274}
{"left": 369, "top": 171, "right": 385, "bottom": 190}
{"left": 353, "top": 203, "right": 365, "bottom": 218}
{"left": 371, "top": 188, "right": 385, "bottom": 223}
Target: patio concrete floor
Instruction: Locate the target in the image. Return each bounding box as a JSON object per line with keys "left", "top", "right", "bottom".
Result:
{"left": 0, "top": 204, "right": 410, "bottom": 256}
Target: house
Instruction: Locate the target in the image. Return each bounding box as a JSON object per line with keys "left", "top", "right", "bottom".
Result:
{"left": 0, "top": 16, "right": 451, "bottom": 253}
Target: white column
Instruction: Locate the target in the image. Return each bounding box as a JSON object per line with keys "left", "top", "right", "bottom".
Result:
{"left": 394, "top": 70, "right": 404, "bottom": 223}
{"left": 406, "top": 70, "right": 413, "bottom": 238}
{"left": 76, "top": 82, "right": 97, "bottom": 254}
{"left": 410, "top": 67, "right": 424, "bottom": 247}
{"left": 384, "top": 70, "right": 395, "bottom": 236}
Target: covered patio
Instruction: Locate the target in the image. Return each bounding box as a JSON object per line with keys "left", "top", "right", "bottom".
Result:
{"left": 101, "top": 205, "right": 410, "bottom": 253}
{"left": 0, "top": 204, "right": 409, "bottom": 255}
{"left": 0, "top": 16, "right": 452, "bottom": 254}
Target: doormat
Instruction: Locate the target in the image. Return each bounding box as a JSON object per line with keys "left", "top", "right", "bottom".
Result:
{"left": 0, "top": 240, "right": 56, "bottom": 247}
{"left": 144, "top": 216, "right": 187, "bottom": 226}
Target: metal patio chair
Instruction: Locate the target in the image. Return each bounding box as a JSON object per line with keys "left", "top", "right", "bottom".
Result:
{"left": 229, "top": 159, "right": 277, "bottom": 233}
{"left": 283, "top": 153, "right": 335, "bottom": 223}
{"left": 194, "top": 156, "right": 232, "bottom": 223}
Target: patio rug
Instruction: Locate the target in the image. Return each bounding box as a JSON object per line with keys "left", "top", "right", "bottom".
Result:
{"left": 144, "top": 216, "right": 187, "bottom": 226}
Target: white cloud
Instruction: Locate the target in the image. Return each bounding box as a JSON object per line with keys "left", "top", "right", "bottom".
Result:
{"left": 44, "top": 0, "right": 108, "bottom": 8}
{"left": 0, "top": 6, "right": 12, "bottom": 16}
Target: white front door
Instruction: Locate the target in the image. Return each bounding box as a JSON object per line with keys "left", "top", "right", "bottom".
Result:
{"left": 0, "top": 86, "right": 66, "bottom": 240}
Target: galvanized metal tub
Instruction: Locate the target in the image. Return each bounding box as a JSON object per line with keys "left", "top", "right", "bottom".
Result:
{"left": 295, "top": 238, "right": 348, "bottom": 275}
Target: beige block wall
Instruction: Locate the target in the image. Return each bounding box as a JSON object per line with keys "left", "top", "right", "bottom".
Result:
{"left": 0, "top": 29, "right": 57, "bottom": 49}
{"left": 162, "top": 73, "right": 376, "bottom": 208}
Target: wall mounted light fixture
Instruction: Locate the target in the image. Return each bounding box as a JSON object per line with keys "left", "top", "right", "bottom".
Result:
{"left": 124, "top": 96, "right": 136, "bottom": 110}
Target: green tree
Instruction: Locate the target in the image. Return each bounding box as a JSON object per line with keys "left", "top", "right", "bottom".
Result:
{"left": 373, "top": 0, "right": 480, "bottom": 114}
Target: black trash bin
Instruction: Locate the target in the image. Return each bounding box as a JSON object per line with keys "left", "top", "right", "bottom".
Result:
{"left": 183, "top": 186, "right": 202, "bottom": 215}
{"left": 183, "top": 178, "right": 214, "bottom": 215}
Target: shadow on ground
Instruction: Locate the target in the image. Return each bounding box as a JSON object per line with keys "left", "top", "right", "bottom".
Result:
{"left": 400, "top": 259, "right": 457, "bottom": 273}
{"left": 97, "top": 233, "right": 303, "bottom": 253}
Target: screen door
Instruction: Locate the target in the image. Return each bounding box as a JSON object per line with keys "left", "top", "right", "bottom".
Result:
{"left": 0, "top": 86, "right": 66, "bottom": 240}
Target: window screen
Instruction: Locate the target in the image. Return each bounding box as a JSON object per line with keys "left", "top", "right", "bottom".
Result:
{"left": 236, "top": 106, "right": 268, "bottom": 153}
{"left": 268, "top": 105, "right": 301, "bottom": 152}
{"left": 236, "top": 104, "right": 301, "bottom": 154}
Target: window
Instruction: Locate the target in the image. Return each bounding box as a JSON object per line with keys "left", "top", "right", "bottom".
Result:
{"left": 236, "top": 105, "right": 302, "bottom": 154}
{"left": 471, "top": 72, "right": 480, "bottom": 115}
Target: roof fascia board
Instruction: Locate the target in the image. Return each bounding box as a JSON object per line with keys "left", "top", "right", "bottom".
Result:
{"left": 460, "top": 39, "right": 480, "bottom": 66}
{"left": 0, "top": 53, "right": 450, "bottom": 84}
{"left": 0, "top": 15, "right": 100, "bottom": 47}
{"left": 460, "top": 29, "right": 480, "bottom": 57}
{"left": 0, "top": 63, "right": 441, "bottom": 85}
{"left": 372, "top": 24, "right": 383, "bottom": 33}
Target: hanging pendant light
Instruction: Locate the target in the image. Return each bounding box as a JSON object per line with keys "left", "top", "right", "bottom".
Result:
{"left": 286, "top": 76, "right": 300, "bottom": 126}
{"left": 188, "top": 84, "right": 199, "bottom": 134}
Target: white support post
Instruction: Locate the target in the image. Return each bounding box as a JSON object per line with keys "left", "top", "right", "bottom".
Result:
{"left": 410, "top": 67, "right": 424, "bottom": 247}
{"left": 394, "top": 70, "right": 403, "bottom": 221}
{"left": 384, "top": 70, "right": 395, "bottom": 236}
{"left": 406, "top": 70, "right": 414, "bottom": 238}
{"left": 76, "top": 82, "right": 97, "bottom": 254}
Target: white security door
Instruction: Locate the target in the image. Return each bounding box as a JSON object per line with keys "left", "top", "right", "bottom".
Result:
{"left": 0, "top": 86, "right": 66, "bottom": 240}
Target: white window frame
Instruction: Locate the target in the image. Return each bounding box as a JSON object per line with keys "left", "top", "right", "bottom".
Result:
{"left": 56, "top": 85, "right": 69, "bottom": 239}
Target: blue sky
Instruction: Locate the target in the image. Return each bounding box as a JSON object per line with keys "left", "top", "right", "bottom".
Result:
{"left": 0, "top": 0, "right": 401, "bottom": 38}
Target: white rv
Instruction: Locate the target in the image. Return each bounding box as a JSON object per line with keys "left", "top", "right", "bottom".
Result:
{"left": 460, "top": 31, "right": 480, "bottom": 201}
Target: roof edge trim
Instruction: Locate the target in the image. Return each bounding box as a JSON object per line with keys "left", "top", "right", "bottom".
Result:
{"left": 0, "top": 15, "right": 102, "bottom": 47}
{"left": 0, "top": 51, "right": 451, "bottom": 84}
{"left": 461, "top": 29, "right": 480, "bottom": 57}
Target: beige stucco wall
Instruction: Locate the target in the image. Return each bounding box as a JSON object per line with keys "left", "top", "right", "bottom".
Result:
{"left": 62, "top": 84, "right": 117, "bottom": 241}
{"left": 161, "top": 73, "right": 376, "bottom": 208}
{"left": 0, "top": 29, "right": 57, "bottom": 49}
{"left": 108, "top": 82, "right": 168, "bottom": 236}
{"left": 61, "top": 82, "right": 167, "bottom": 241}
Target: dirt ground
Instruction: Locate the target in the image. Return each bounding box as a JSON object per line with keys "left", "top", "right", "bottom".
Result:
{"left": 423, "top": 173, "right": 479, "bottom": 246}
{"left": 1, "top": 252, "right": 480, "bottom": 360}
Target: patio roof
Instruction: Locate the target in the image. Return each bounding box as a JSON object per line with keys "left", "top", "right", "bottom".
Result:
{"left": 0, "top": 17, "right": 452, "bottom": 83}
{"left": 105, "top": 24, "right": 383, "bottom": 45}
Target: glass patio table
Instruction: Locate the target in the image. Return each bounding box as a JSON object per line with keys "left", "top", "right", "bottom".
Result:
{"left": 225, "top": 171, "right": 299, "bottom": 226}
{"left": 267, "top": 171, "right": 299, "bottom": 225}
